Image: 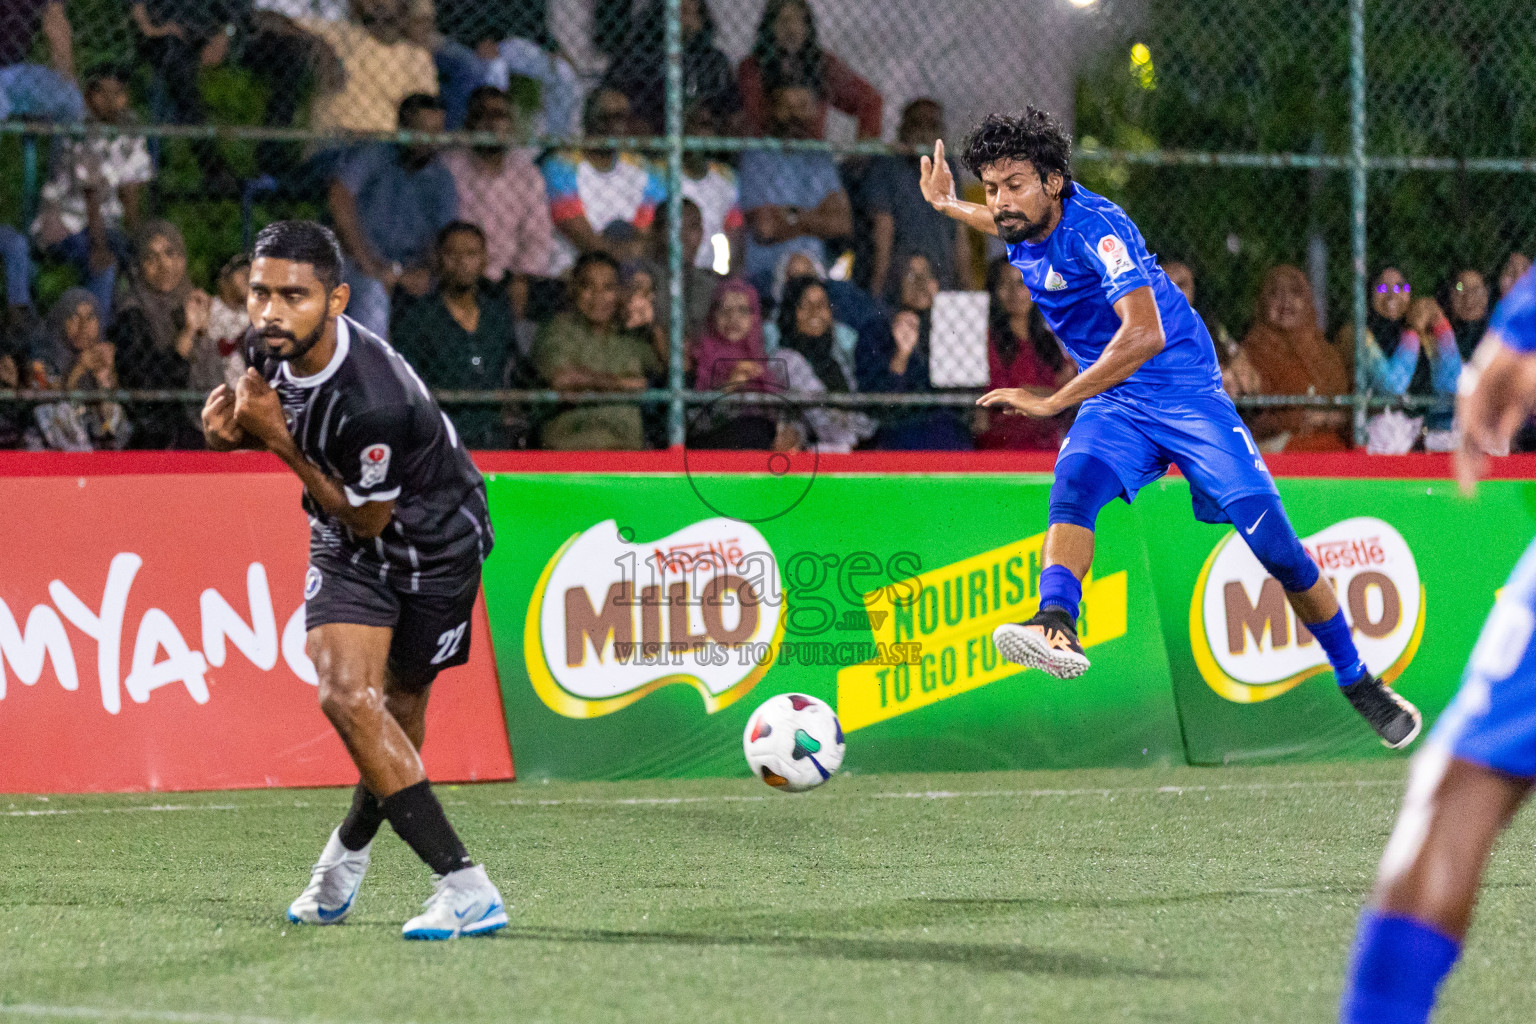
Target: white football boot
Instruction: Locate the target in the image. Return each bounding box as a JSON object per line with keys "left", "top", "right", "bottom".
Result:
{"left": 286, "top": 828, "right": 371, "bottom": 925}
{"left": 401, "top": 864, "right": 508, "bottom": 940}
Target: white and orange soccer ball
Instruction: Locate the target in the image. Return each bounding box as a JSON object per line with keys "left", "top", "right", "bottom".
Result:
{"left": 742, "top": 693, "right": 846, "bottom": 792}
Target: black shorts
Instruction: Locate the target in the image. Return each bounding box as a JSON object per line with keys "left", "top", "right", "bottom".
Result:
{"left": 303, "top": 551, "right": 480, "bottom": 688}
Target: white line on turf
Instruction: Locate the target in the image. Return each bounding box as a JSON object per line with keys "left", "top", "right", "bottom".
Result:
{"left": 0, "top": 1005, "right": 417, "bottom": 1024}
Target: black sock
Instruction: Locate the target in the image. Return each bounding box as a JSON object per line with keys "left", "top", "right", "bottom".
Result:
{"left": 337, "top": 782, "right": 387, "bottom": 851}
{"left": 381, "top": 779, "right": 473, "bottom": 876}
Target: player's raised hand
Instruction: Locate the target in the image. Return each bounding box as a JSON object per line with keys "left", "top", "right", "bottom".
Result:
{"left": 919, "top": 139, "right": 956, "bottom": 211}
{"left": 976, "top": 387, "right": 1060, "bottom": 419}
{"left": 234, "top": 367, "right": 291, "bottom": 450}
{"left": 201, "top": 384, "right": 246, "bottom": 450}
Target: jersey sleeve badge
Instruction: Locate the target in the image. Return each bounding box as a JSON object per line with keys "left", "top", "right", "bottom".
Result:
{"left": 1096, "top": 235, "right": 1136, "bottom": 280}
{"left": 358, "top": 443, "right": 392, "bottom": 488}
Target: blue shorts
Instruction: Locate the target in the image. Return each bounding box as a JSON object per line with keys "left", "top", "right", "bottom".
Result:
{"left": 1434, "top": 537, "right": 1536, "bottom": 777}
{"left": 1059, "top": 389, "right": 1279, "bottom": 524}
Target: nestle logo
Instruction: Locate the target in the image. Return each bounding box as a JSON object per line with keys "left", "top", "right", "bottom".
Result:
{"left": 1304, "top": 537, "right": 1385, "bottom": 571}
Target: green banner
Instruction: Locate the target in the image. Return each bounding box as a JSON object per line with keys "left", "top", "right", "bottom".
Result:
{"left": 482, "top": 473, "right": 1184, "bottom": 780}
{"left": 1137, "top": 477, "right": 1536, "bottom": 764}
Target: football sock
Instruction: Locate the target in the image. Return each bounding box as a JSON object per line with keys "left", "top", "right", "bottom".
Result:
{"left": 1340, "top": 910, "right": 1460, "bottom": 1024}
{"left": 381, "top": 779, "right": 474, "bottom": 876}
{"left": 1039, "top": 565, "right": 1082, "bottom": 623}
{"left": 337, "top": 782, "right": 387, "bottom": 851}
{"left": 1308, "top": 609, "right": 1370, "bottom": 687}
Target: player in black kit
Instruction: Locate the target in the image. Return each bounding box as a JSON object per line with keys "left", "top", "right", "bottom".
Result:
{"left": 200, "top": 220, "right": 506, "bottom": 940}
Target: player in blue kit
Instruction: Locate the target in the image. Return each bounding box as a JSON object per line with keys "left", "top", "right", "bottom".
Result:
{"left": 1338, "top": 267, "right": 1536, "bottom": 1023}
{"left": 917, "top": 107, "right": 1419, "bottom": 747}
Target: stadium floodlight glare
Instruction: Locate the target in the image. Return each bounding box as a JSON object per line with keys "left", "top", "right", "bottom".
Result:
{"left": 1066, "top": 0, "right": 1099, "bottom": 8}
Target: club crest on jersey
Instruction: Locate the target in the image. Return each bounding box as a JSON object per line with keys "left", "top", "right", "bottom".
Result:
{"left": 1096, "top": 235, "right": 1135, "bottom": 279}
{"left": 304, "top": 565, "right": 323, "bottom": 600}
{"left": 1044, "top": 267, "right": 1067, "bottom": 291}
{"left": 358, "top": 444, "right": 391, "bottom": 488}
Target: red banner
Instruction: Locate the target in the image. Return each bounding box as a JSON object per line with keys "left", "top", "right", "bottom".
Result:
{"left": 0, "top": 472, "right": 513, "bottom": 793}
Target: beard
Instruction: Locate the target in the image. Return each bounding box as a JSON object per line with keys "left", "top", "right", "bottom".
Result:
{"left": 261, "top": 319, "right": 326, "bottom": 363}
{"left": 994, "top": 210, "right": 1053, "bottom": 245}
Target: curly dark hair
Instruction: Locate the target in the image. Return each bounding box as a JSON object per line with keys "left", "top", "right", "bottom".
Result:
{"left": 961, "top": 107, "right": 1074, "bottom": 197}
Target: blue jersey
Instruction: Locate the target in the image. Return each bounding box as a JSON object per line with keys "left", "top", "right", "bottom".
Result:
{"left": 1490, "top": 266, "right": 1536, "bottom": 351}
{"left": 1005, "top": 185, "right": 1222, "bottom": 397}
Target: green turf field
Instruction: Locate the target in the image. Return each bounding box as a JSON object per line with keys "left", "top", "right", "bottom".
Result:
{"left": 4, "top": 760, "right": 1536, "bottom": 1024}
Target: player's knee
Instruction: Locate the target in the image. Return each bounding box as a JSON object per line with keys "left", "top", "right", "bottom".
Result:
{"left": 317, "top": 665, "right": 382, "bottom": 731}
{"left": 1048, "top": 456, "right": 1122, "bottom": 531}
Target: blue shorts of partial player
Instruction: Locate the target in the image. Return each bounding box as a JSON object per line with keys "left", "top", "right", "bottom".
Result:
{"left": 1055, "top": 387, "right": 1279, "bottom": 525}
{"left": 1431, "top": 536, "right": 1536, "bottom": 777}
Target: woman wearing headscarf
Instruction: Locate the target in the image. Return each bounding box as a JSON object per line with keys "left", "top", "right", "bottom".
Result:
{"left": 26, "top": 287, "right": 131, "bottom": 450}
{"left": 688, "top": 278, "right": 781, "bottom": 449}
{"left": 1242, "top": 264, "right": 1351, "bottom": 452}
{"left": 772, "top": 275, "right": 876, "bottom": 452}
{"left": 110, "top": 219, "right": 211, "bottom": 448}
{"left": 975, "top": 258, "right": 1076, "bottom": 451}
{"left": 737, "top": 0, "right": 882, "bottom": 140}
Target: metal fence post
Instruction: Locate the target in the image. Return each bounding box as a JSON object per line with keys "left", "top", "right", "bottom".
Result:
{"left": 664, "top": 0, "right": 686, "bottom": 448}
{"left": 1349, "top": 0, "right": 1369, "bottom": 446}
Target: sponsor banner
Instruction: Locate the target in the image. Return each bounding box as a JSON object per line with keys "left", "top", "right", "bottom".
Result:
{"left": 1139, "top": 476, "right": 1536, "bottom": 764}
{"left": 483, "top": 473, "right": 1184, "bottom": 780}
{"left": 0, "top": 474, "right": 513, "bottom": 793}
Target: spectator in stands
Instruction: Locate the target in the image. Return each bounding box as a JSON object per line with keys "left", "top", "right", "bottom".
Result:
{"left": 1243, "top": 264, "right": 1350, "bottom": 452}
{"left": 1501, "top": 252, "right": 1532, "bottom": 298}
{"left": 1445, "top": 268, "right": 1490, "bottom": 361}
{"left": 191, "top": 253, "right": 251, "bottom": 392}
{"left": 769, "top": 249, "right": 880, "bottom": 333}
{"left": 687, "top": 279, "right": 782, "bottom": 449}
{"left": 771, "top": 275, "right": 876, "bottom": 453}
{"left": 31, "top": 66, "right": 151, "bottom": 317}
{"left": 240, "top": 0, "right": 344, "bottom": 173}
{"left": 738, "top": 0, "right": 881, "bottom": 140}
{"left": 603, "top": 0, "right": 740, "bottom": 136}
{"left": 111, "top": 220, "right": 208, "bottom": 449}
{"left": 975, "top": 258, "right": 1073, "bottom": 451}
{"left": 25, "top": 287, "right": 130, "bottom": 450}
{"left": 329, "top": 93, "right": 458, "bottom": 338}
{"left": 533, "top": 252, "right": 662, "bottom": 450}
{"left": 856, "top": 253, "right": 972, "bottom": 450}
{"left": 129, "top": 0, "right": 242, "bottom": 190}
{"left": 442, "top": 86, "right": 555, "bottom": 317}
{"left": 677, "top": 104, "right": 744, "bottom": 274}
{"left": 1162, "top": 259, "right": 1261, "bottom": 402}
{"left": 1, "top": 226, "right": 34, "bottom": 338}
{"left": 864, "top": 99, "right": 974, "bottom": 304}
{"left": 649, "top": 198, "right": 717, "bottom": 343}
{"left": 739, "top": 82, "right": 854, "bottom": 295}
{"left": 393, "top": 222, "right": 523, "bottom": 448}
{"left": 0, "top": 0, "right": 82, "bottom": 122}
{"left": 542, "top": 88, "right": 667, "bottom": 277}
{"left": 1352, "top": 267, "right": 1461, "bottom": 450}
{"left": 431, "top": 0, "right": 578, "bottom": 137}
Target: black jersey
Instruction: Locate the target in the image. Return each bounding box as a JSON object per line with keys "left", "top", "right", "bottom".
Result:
{"left": 244, "top": 316, "right": 493, "bottom": 594}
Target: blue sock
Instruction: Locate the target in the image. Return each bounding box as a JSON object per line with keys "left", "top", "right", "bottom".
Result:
{"left": 1340, "top": 911, "right": 1460, "bottom": 1024}
{"left": 1307, "top": 609, "right": 1369, "bottom": 686}
{"left": 1038, "top": 565, "right": 1082, "bottom": 622}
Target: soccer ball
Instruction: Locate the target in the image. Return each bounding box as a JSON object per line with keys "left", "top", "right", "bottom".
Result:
{"left": 742, "top": 693, "right": 846, "bottom": 792}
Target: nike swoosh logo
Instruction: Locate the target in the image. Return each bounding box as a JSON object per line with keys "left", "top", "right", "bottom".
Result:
{"left": 1245, "top": 511, "right": 1268, "bottom": 535}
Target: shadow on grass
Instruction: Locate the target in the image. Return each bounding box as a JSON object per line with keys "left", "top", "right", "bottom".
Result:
{"left": 502, "top": 925, "right": 1186, "bottom": 979}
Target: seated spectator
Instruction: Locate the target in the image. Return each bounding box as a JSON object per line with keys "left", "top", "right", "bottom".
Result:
{"left": 738, "top": 0, "right": 881, "bottom": 140}
{"left": 688, "top": 279, "right": 780, "bottom": 450}
{"left": 532, "top": 252, "right": 662, "bottom": 450}
{"left": 650, "top": 198, "right": 718, "bottom": 343}
{"left": 24, "top": 287, "right": 130, "bottom": 450}
{"left": 769, "top": 249, "right": 881, "bottom": 333}
{"left": 441, "top": 85, "right": 555, "bottom": 316}
{"left": 481, "top": 37, "right": 581, "bottom": 140}
{"left": 1162, "top": 259, "right": 1261, "bottom": 402}
{"left": 0, "top": 0, "right": 83, "bottom": 122}
{"left": 1243, "top": 265, "right": 1350, "bottom": 452}
{"left": 129, "top": 0, "right": 241, "bottom": 189}
{"left": 428, "top": 0, "right": 577, "bottom": 138}
{"left": 111, "top": 220, "right": 209, "bottom": 449}
{"left": 329, "top": 93, "right": 458, "bottom": 338}
{"left": 602, "top": 0, "right": 740, "bottom": 135}
{"left": 190, "top": 253, "right": 251, "bottom": 392}
{"left": 393, "top": 222, "right": 524, "bottom": 448}
{"left": 1500, "top": 252, "right": 1532, "bottom": 298}
{"left": 864, "top": 99, "right": 974, "bottom": 303}
{"left": 771, "top": 275, "right": 876, "bottom": 453}
{"left": 1354, "top": 267, "right": 1460, "bottom": 449}
{"left": 855, "top": 253, "right": 973, "bottom": 450}
{"left": 1445, "top": 268, "right": 1490, "bottom": 361}
{"left": 975, "top": 258, "right": 1073, "bottom": 451}
{"left": 676, "top": 104, "right": 745, "bottom": 273}
{"left": 542, "top": 88, "right": 667, "bottom": 277}
{"left": 30, "top": 66, "right": 150, "bottom": 316}
{"left": 739, "top": 83, "right": 854, "bottom": 295}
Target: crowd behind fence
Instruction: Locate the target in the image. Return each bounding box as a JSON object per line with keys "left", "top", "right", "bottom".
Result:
{"left": 0, "top": 0, "right": 1534, "bottom": 454}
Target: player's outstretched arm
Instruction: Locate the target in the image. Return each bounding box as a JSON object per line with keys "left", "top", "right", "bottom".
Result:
{"left": 977, "top": 287, "right": 1165, "bottom": 418}
{"left": 1456, "top": 334, "right": 1536, "bottom": 494}
{"left": 919, "top": 140, "right": 998, "bottom": 238}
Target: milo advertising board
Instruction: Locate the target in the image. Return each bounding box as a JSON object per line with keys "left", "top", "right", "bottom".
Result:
{"left": 482, "top": 473, "right": 1184, "bottom": 780}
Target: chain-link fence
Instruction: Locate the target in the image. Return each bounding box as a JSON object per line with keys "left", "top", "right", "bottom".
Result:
{"left": 0, "top": 0, "right": 1532, "bottom": 452}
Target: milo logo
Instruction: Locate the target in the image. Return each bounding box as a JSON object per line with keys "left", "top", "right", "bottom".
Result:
{"left": 524, "top": 519, "right": 783, "bottom": 718}
{"left": 1190, "top": 516, "right": 1425, "bottom": 703}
